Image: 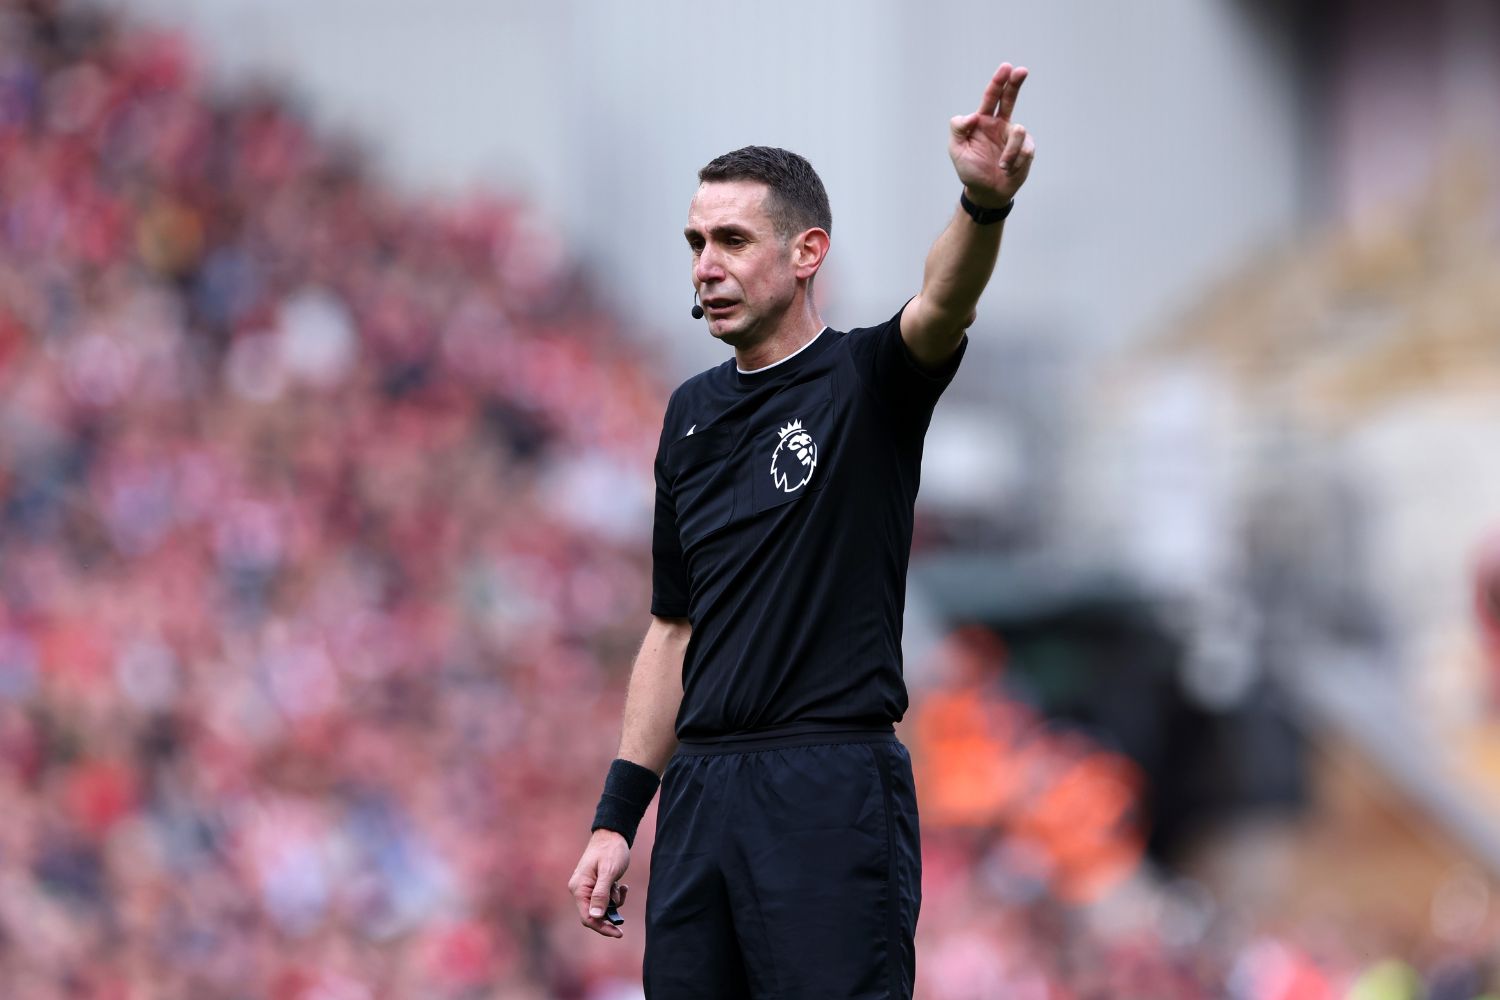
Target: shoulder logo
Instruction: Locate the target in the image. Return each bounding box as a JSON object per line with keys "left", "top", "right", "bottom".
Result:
{"left": 770, "top": 418, "right": 818, "bottom": 493}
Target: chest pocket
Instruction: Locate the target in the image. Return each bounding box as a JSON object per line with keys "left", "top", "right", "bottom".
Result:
{"left": 666, "top": 424, "right": 737, "bottom": 550}
{"left": 748, "top": 375, "right": 836, "bottom": 515}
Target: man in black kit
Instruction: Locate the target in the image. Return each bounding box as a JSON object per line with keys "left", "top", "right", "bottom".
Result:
{"left": 569, "top": 62, "right": 1036, "bottom": 998}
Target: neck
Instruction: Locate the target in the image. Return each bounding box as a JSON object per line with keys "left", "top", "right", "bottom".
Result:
{"left": 733, "top": 300, "right": 826, "bottom": 372}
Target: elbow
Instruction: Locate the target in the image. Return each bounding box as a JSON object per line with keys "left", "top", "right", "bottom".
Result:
{"left": 911, "top": 291, "right": 977, "bottom": 335}
{"left": 931, "top": 302, "right": 978, "bottom": 332}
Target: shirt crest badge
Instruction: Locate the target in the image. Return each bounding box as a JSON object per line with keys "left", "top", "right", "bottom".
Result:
{"left": 770, "top": 419, "right": 818, "bottom": 493}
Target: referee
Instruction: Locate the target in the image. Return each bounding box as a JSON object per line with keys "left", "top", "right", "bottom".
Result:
{"left": 569, "top": 62, "right": 1036, "bottom": 998}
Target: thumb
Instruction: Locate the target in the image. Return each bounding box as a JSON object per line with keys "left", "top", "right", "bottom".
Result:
{"left": 950, "top": 113, "right": 979, "bottom": 138}
{"left": 588, "top": 865, "right": 617, "bottom": 918}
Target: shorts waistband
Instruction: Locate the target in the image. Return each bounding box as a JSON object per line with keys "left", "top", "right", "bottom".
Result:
{"left": 674, "top": 720, "right": 897, "bottom": 755}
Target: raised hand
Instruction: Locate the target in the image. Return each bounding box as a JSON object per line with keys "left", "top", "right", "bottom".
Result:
{"left": 949, "top": 63, "right": 1035, "bottom": 207}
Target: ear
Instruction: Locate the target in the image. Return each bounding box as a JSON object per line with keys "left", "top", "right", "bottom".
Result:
{"left": 791, "top": 228, "right": 831, "bottom": 281}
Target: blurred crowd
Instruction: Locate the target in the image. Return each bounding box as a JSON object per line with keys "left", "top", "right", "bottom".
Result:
{"left": 0, "top": 1, "right": 1496, "bottom": 998}
{"left": 0, "top": 1, "right": 658, "bottom": 995}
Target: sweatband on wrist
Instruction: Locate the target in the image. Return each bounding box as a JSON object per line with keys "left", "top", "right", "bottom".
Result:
{"left": 591, "top": 758, "right": 661, "bottom": 847}
{"left": 959, "top": 189, "right": 1014, "bottom": 224}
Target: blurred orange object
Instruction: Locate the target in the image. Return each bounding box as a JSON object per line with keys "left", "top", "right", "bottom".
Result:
{"left": 912, "top": 684, "right": 1030, "bottom": 828}
{"left": 910, "top": 626, "right": 1146, "bottom": 902}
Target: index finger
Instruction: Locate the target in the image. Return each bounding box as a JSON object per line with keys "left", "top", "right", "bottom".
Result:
{"left": 998, "top": 66, "right": 1028, "bottom": 119}
{"left": 976, "top": 63, "right": 1014, "bottom": 116}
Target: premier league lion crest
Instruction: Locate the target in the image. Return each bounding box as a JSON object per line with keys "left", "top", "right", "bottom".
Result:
{"left": 770, "top": 419, "right": 818, "bottom": 493}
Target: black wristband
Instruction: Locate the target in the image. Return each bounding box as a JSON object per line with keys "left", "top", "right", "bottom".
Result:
{"left": 591, "top": 758, "right": 661, "bottom": 848}
{"left": 959, "top": 189, "right": 1014, "bottom": 224}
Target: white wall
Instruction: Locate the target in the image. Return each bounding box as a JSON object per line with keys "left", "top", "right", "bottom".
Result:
{"left": 112, "top": 0, "right": 1303, "bottom": 378}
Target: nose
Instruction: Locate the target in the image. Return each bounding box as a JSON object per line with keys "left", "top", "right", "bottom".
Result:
{"left": 693, "top": 245, "right": 726, "bottom": 287}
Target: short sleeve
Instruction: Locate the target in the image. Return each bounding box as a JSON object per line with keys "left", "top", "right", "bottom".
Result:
{"left": 650, "top": 400, "right": 691, "bottom": 618}
{"left": 845, "top": 301, "right": 967, "bottom": 434}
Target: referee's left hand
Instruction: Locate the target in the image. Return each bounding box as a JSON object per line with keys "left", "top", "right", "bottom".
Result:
{"left": 569, "top": 828, "right": 631, "bottom": 938}
{"left": 949, "top": 62, "right": 1036, "bottom": 207}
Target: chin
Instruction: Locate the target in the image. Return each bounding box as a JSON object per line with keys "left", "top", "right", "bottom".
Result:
{"left": 708, "top": 318, "right": 750, "bottom": 347}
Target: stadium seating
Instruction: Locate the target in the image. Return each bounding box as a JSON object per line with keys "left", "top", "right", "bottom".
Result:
{"left": 0, "top": 2, "right": 1493, "bottom": 997}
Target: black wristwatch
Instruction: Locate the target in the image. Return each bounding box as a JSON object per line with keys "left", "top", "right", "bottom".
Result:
{"left": 959, "top": 189, "right": 1014, "bottom": 225}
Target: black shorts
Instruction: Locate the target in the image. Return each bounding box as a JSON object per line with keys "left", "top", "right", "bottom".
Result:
{"left": 643, "top": 724, "right": 922, "bottom": 1000}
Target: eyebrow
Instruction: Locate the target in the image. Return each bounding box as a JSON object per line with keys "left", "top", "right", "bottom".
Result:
{"left": 683, "top": 223, "right": 754, "bottom": 242}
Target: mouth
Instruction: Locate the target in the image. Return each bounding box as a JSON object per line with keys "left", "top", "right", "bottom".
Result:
{"left": 701, "top": 297, "right": 739, "bottom": 317}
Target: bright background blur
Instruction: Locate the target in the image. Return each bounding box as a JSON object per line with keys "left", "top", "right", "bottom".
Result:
{"left": 2, "top": 0, "right": 1500, "bottom": 997}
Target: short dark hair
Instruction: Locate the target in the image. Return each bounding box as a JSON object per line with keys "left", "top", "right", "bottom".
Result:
{"left": 698, "top": 146, "right": 832, "bottom": 239}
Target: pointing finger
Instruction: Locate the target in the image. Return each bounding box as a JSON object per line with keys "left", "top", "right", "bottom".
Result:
{"left": 998, "top": 66, "right": 1028, "bottom": 119}
{"left": 976, "top": 63, "right": 1013, "bottom": 117}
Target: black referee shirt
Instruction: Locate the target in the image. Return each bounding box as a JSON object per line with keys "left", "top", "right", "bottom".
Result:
{"left": 651, "top": 304, "right": 966, "bottom": 739}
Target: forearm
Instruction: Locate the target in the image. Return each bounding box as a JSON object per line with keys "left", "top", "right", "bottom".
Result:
{"left": 617, "top": 615, "right": 691, "bottom": 774}
{"left": 574, "top": 618, "right": 687, "bottom": 932}
{"left": 918, "top": 193, "right": 1005, "bottom": 328}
